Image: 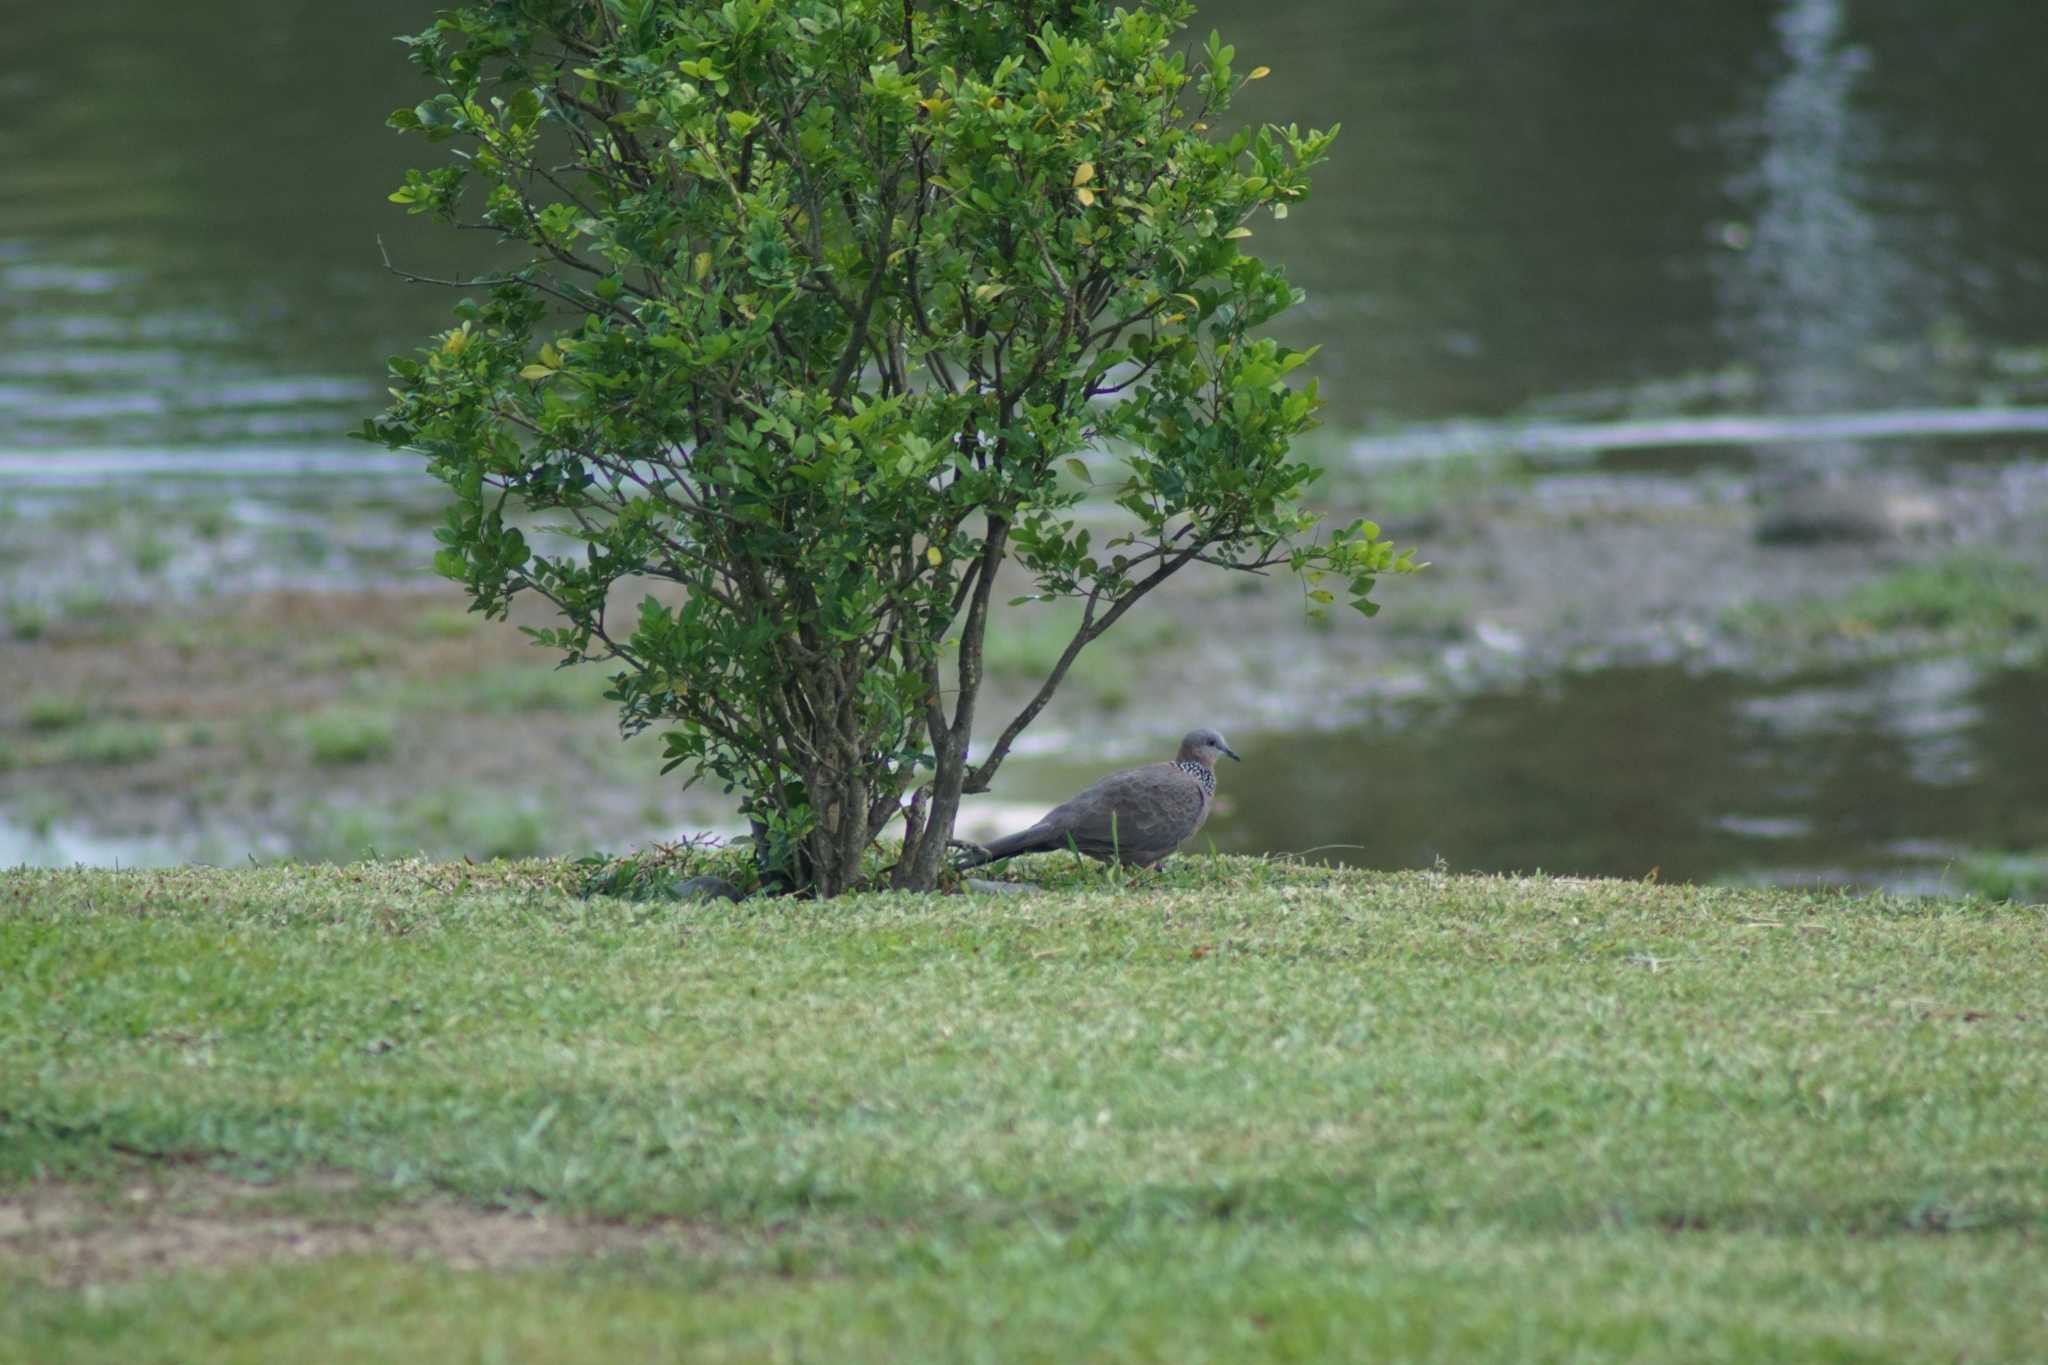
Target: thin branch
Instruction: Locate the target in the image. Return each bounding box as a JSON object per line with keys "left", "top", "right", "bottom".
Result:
{"left": 965, "top": 539, "right": 1207, "bottom": 792}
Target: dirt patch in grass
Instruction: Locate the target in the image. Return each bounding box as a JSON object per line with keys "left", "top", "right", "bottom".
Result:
{"left": 0, "top": 1169, "right": 713, "bottom": 1288}
{"left": 0, "top": 587, "right": 732, "bottom": 859}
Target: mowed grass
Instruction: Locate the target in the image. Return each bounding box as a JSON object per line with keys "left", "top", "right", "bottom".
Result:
{"left": 3, "top": 859, "right": 2046, "bottom": 1362}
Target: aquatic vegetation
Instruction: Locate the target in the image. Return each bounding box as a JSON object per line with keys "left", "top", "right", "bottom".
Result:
{"left": 299, "top": 707, "right": 397, "bottom": 766}
{"left": 1958, "top": 848, "right": 2048, "bottom": 905}
{"left": 3, "top": 601, "right": 48, "bottom": 641}
{"left": 19, "top": 695, "right": 89, "bottom": 733}
{"left": 62, "top": 720, "right": 164, "bottom": 766}
{"left": 124, "top": 528, "right": 176, "bottom": 577}
{"left": 1725, "top": 552, "right": 2048, "bottom": 646}
{"left": 295, "top": 790, "right": 549, "bottom": 863}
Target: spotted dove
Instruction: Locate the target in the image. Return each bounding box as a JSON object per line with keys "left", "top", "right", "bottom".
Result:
{"left": 958, "top": 728, "right": 1241, "bottom": 869}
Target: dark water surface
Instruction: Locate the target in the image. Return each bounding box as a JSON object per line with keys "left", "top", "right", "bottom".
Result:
{"left": 1197, "top": 0, "right": 2048, "bottom": 423}
{"left": 1019, "top": 658, "right": 2048, "bottom": 891}
{"left": 1228, "top": 660, "right": 2048, "bottom": 889}
{"left": 2, "top": 0, "right": 2044, "bottom": 444}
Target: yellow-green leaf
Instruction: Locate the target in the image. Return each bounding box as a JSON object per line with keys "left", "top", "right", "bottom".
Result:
{"left": 926, "top": 546, "right": 944, "bottom": 567}
{"left": 1063, "top": 457, "right": 1092, "bottom": 484}
{"left": 1249, "top": 66, "right": 1272, "bottom": 80}
{"left": 518, "top": 364, "right": 556, "bottom": 381}
{"left": 1075, "top": 186, "right": 1096, "bottom": 207}
{"left": 692, "top": 251, "right": 712, "bottom": 282}
{"left": 1072, "top": 161, "right": 1096, "bottom": 187}
{"left": 1223, "top": 226, "right": 1253, "bottom": 239}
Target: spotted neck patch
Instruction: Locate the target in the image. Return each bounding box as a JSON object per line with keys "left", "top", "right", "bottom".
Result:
{"left": 1176, "top": 759, "right": 1216, "bottom": 796}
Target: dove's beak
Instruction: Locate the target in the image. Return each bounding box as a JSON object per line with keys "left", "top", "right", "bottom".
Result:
{"left": 1224, "top": 745, "right": 1242, "bottom": 762}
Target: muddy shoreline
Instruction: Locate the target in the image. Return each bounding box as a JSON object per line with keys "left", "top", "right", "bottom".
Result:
{"left": 4, "top": 445, "right": 2045, "bottom": 875}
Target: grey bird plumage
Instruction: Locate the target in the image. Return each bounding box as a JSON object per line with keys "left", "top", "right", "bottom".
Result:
{"left": 959, "top": 728, "right": 1241, "bottom": 869}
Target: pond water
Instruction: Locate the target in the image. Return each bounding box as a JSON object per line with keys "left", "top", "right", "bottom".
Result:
{"left": 4, "top": 1, "right": 2045, "bottom": 885}
{"left": 1238, "top": 659, "right": 2048, "bottom": 890}
{"left": 998, "top": 656, "right": 2048, "bottom": 892}
{"left": 3, "top": 0, "right": 2044, "bottom": 449}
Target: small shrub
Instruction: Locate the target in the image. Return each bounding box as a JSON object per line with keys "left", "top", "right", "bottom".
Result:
{"left": 301, "top": 708, "right": 398, "bottom": 765}
{"left": 464, "top": 667, "right": 604, "bottom": 713}
{"left": 58, "top": 590, "right": 126, "bottom": 633}
{"left": 367, "top": 0, "right": 1413, "bottom": 895}
{"left": 1315, "top": 445, "right": 1528, "bottom": 521}
{"left": 409, "top": 607, "right": 480, "bottom": 640}
{"left": 264, "top": 526, "right": 330, "bottom": 567}
{"left": 52, "top": 492, "right": 141, "bottom": 533}
{"left": 10, "top": 793, "right": 64, "bottom": 837}
{"left": 1840, "top": 555, "right": 2045, "bottom": 634}
{"left": 410, "top": 790, "right": 552, "bottom": 861}
{"left": 22, "top": 695, "right": 90, "bottom": 733}
{"left": 306, "top": 636, "right": 390, "bottom": 672}
{"left": 1959, "top": 850, "right": 2048, "bottom": 905}
{"left": 298, "top": 790, "right": 551, "bottom": 863}
{"left": 1376, "top": 592, "right": 1473, "bottom": 641}
{"left": 447, "top": 799, "right": 548, "bottom": 860}
{"left": 295, "top": 805, "right": 394, "bottom": 862}
{"left": 1728, "top": 553, "right": 2048, "bottom": 644}
{"left": 7, "top": 602, "right": 50, "bottom": 640}
{"left": 66, "top": 721, "right": 164, "bottom": 766}
{"left": 127, "top": 531, "right": 176, "bottom": 576}
{"left": 189, "top": 499, "right": 237, "bottom": 542}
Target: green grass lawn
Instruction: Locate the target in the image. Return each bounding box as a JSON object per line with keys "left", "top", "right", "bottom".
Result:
{"left": 3, "top": 858, "right": 2045, "bottom": 1362}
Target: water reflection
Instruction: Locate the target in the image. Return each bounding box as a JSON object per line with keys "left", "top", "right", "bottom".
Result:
{"left": 1717, "top": 0, "right": 1923, "bottom": 414}
{"left": 0, "top": 0, "right": 459, "bottom": 454}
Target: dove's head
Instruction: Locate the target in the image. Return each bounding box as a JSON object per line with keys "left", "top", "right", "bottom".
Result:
{"left": 1178, "top": 727, "right": 1241, "bottom": 767}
